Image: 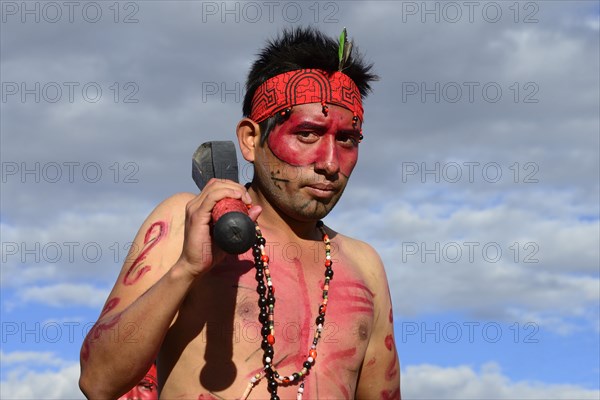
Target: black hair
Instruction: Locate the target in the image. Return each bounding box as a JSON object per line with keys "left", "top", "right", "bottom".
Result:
{"left": 242, "top": 26, "right": 378, "bottom": 142}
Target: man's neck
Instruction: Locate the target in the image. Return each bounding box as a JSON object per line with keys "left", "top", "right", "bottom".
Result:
{"left": 247, "top": 184, "right": 322, "bottom": 242}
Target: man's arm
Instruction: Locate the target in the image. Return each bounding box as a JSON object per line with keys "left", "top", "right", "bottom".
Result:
{"left": 79, "top": 192, "right": 194, "bottom": 398}
{"left": 79, "top": 180, "right": 257, "bottom": 399}
{"left": 355, "top": 244, "right": 401, "bottom": 400}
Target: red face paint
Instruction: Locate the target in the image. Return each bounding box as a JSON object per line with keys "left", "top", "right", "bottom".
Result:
{"left": 266, "top": 104, "right": 360, "bottom": 178}
{"left": 118, "top": 364, "right": 158, "bottom": 400}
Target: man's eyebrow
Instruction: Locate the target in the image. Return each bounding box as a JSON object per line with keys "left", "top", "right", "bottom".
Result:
{"left": 294, "top": 122, "right": 361, "bottom": 136}
{"left": 338, "top": 128, "right": 362, "bottom": 136}
{"left": 295, "top": 121, "right": 327, "bottom": 132}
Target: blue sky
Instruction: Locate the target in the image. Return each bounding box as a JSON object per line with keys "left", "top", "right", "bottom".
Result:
{"left": 1, "top": 0, "right": 599, "bottom": 398}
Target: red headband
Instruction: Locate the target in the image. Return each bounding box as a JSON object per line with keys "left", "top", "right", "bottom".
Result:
{"left": 249, "top": 69, "right": 363, "bottom": 123}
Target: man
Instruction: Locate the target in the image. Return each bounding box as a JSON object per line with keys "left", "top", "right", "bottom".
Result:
{"left": 79, "top": 27, "right": 400, "bottom": 399}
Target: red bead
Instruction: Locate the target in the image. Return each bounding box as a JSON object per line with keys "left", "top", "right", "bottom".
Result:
{"left": 309, "top": 349, "right": 317, "bottom": 359}
{"left": 325, "top": 259, "right": 332, "bottom": 267}
{"left": 267, "top": 334, "right": 275, "bottom": 344}
{"left": 261, "top": 254, "right": 269, "bottom": 263}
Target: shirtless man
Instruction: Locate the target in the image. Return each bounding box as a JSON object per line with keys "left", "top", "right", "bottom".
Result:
{"left": 79, "top": 27, "right": 400, "bottom": 399}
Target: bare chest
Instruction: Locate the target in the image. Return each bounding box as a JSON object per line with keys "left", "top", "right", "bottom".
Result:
{"left": 160, "top": 252, "right": 375, "bottom": 399}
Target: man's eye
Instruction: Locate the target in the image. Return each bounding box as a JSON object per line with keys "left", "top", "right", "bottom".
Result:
{"left": 338, "top": 134, "right": 359, "bottom": 147}
{"left": 297, "top": 132, "right": 318, "bottom": 142}
{"left": 138, "top": 380, "right": 157, "bottom": 391}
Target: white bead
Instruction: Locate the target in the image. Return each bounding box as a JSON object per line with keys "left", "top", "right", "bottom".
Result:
{"left": 265, "top": 357, "right": 271, "bottom": 363}
{"left": 289, "top": 375, "right": 295, "bottom": 381}
{"left": 307, "top": 356, "right": 314, "bottom": 363}
{"left": 326, "top": 255, "right": 331, "bottom": 260}
{"left": 298, "top": 387, "right": 304, "bottom": 393}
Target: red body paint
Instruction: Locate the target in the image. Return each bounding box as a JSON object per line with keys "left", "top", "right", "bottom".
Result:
{"left": 294, "top": 259, "right": 313, "bottom": 349}
{"left": 267, "top": 105, "right": 359, "bottom": 177}
{"left": 385, "top": 350, "right": 398, "bottom": 381}
{"left": 389, "top": 307, "right": 393, "bottom": 323}
{"left": 124, "top": 221, "right": 167, "bottom": 285}
{"left": 334, "top": 281, "right": 376, "bottom": 298}
{"left": 366, "top": 357, "right": 376, "bottom": 367}
{"left": 81, "top": 298, "right": 121, "bottom": 362}
{"left": 197, "top": 394, "right": 219, "bottom": 400}
{"left": 320, "top": 347, "right": 357, "bottom": 399}
{"left": 385, "top": 334, "right": 394, "bottom": 351}
{"left": 381, "top": 387, "right": 401, "bottom": 400}
{"left": 329, "top": 280, "right": 375, "bottom": 315}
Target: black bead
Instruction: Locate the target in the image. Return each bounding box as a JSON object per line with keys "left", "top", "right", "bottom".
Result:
{"left": 261, "top": 338, "right": 270, "bottom": 349}
{"left": 303, "top": 361, "right": 312, "bottom": 370}
{"left": 256, "top": 271, "right": 264, "bottom": 281}
{"left": 292, "top": 373, "right": 300, "bottom": 381}
{"left": 255, "top": 260, "right": 264, "bottom": 268}
{"left": 261, "top": 326, "right": 270, "bottom": 336}
{"left": 325, "top": 267, "right": 334, "bottom": 278}
{"left": 259, "top": 311, "right": 269, "bottom": 323}
{"left": 316, "top": 315, "right": 325, "bottom": 325}
{"left": 268, "top": 379, "right": 278, "bottom": 392}
{"left": 258, "top": 297, "right": 267, "bottom": 307}
{"left": 253, "top": 247, "right": 261, "bottom": 257}
{"left": 258, "top": 237, "right": 266, "bottom": 246}
{"left": 316, "top": 220, "right": 324, "bottom": 228}
{"left": 265, "top": 346, "right": 274, "bottom": 357}
{"left": 257, "top": 284, "right": 266, "bottom": 295}
{"left": 267, "top": 295, "right": 275, "bottom": 305}
{"left": 271, "top": 395, "right": 280, "bottom": 400}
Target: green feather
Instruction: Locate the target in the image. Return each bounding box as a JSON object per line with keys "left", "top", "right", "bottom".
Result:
{"left": 338, "top": 28, "right": 347, "bottom": 70}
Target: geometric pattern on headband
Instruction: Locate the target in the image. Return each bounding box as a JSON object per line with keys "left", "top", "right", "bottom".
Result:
{"left": 249, "top": 69, "right": 363, "bottom": 123}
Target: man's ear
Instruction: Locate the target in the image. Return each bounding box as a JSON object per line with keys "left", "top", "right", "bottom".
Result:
{"left": 236, "top": 118, "right": 260, "bottom": 163}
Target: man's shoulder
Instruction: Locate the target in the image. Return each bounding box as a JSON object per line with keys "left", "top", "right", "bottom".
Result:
{"left": 328, "top": 228, "right": 383, "bottom": 268}
{"left": 136, "top": 192, "right": 195, "bottom": 242}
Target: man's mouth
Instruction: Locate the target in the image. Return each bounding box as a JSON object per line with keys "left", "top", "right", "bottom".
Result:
{"left": 304, "top": 183, "right": 338, "bottom": 198}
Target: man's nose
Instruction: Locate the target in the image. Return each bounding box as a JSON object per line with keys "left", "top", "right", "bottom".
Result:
{"left": 314, "top": 136, "right": 340, "bottom": 176}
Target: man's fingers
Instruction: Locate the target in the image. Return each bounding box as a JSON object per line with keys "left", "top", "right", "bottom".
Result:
{"left": 248, "top": 205, "right": 262, "bottom": 222}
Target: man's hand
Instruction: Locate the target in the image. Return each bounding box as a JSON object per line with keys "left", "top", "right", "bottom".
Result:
{"left": 176, "top": 178, "right": 261, "bottom": 278}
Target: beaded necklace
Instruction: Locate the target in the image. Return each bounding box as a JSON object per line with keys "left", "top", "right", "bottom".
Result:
{"left": 241, "top": 220, "right": 333, "bottom": 400}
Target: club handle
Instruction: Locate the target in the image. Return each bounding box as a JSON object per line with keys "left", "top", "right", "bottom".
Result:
{"left": 211, "top": 198, "right": 255, "bottom": 254}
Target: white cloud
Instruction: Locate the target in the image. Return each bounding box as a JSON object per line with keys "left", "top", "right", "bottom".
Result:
{"left": 329, "top": 198, "right": 599, "bottom": 333}
{"left": 16, "top": 283, "right": 109, "bottom": 308}
{"left": 402, "top": 362, "right": 600, "bottom": 399}
{"left": 1, "top": 364, "right": 83, "bottom": 399}
{"left": 0, "top": 352, "right": 83, "bottom": 399}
